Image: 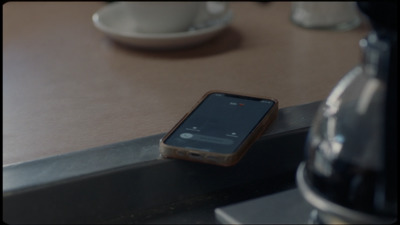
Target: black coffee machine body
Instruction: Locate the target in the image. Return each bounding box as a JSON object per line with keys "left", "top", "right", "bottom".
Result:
{"left": 296, "top": 2, "right": 397, "bottom": 224}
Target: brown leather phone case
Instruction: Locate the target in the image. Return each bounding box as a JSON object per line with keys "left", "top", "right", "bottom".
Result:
{"left": 159, "top": 90, "right": 278, "bottom": 167}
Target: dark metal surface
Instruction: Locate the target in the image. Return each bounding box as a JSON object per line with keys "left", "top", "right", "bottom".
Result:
{"left": 215, "top": 188, "right": 314, "bottom": 224}
{"left": 3, "top": 101, "right": 320, "bottom": 224}
{"left": 107, "top": 171, "right": 297, "bottom": 224}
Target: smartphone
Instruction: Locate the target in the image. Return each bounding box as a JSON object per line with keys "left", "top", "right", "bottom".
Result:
{"left": 159, "top": 91, "right": 278, "bottom": 167}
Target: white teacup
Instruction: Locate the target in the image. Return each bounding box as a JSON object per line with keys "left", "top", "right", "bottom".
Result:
{"left": 122, "top": 2, "right": 229, "bottom": 33}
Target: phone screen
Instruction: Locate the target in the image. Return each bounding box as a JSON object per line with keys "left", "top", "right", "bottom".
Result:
{"left": 164, "top": 92, "right": 275, "bottom": 154}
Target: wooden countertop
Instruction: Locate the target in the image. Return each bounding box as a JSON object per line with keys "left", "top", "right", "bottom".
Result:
{"left": 3, "top": 2, "right": 370, "bottom": 165}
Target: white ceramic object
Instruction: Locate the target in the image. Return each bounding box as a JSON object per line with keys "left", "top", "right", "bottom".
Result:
{"left": 92, "top": 2, "right": 233, "bottom": 50}
{"left": 120, "top": 2, "right": 228, "bottom": 34}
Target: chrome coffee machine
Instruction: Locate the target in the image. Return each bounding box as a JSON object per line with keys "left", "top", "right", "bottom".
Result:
{"left": 296, "top": 2, "right": 397, "bottom": 224}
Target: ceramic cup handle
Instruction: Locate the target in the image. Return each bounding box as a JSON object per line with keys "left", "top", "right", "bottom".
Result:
{"left": 195, "top": 2, "right": 229, "bottom": 27}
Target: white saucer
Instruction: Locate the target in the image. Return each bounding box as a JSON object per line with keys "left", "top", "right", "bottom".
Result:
{"left": 92, "top": 2, "right": 233, "bottom": 50}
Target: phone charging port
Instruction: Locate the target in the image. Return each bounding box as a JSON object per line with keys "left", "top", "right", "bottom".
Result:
{"left": 189, "top": 152, "right": 201, "bottom": 158}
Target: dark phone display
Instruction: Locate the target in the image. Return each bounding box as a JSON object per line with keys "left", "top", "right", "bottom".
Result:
{"left": 164, "top": 93, "right": 275, "bottom": 154}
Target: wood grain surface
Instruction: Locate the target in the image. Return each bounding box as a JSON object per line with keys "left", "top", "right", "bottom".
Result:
{"left": 3, "top": 2, "right": 370, "bottom": 164}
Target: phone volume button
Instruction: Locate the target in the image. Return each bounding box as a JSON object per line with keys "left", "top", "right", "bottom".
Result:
{"left": 189, "top": 152, "right": 201, "bottom": 158}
